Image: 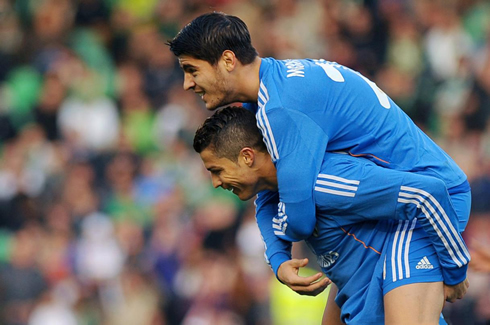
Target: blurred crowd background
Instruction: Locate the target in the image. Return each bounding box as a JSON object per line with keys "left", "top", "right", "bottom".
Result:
{"left": 0, "top": 0, "right": 489, "bottom": 324}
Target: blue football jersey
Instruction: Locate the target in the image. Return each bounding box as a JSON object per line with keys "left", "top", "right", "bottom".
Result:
{"left": 245, "top": 58, "right": 467, "bottom": 188}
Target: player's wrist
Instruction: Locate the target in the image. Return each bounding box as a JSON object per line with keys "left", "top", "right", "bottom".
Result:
{"left": 270, "top": 252, "right": 292, "bottom": 279}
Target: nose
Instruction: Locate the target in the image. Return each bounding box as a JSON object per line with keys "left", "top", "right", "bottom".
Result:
{"left": 183, "top": 73, "right": 195, "bottom": 91}
{"left": 211, "top": 175, "right": 222, "bottom": 189}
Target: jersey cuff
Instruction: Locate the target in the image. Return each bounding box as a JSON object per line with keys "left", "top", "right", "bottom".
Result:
{"left": 442, "top": 264, "right": 468, "bottom": 286}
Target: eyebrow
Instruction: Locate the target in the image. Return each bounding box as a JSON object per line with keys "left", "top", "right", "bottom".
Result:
{"left": 181, "top": 64, "right": 196, "bottom": 72}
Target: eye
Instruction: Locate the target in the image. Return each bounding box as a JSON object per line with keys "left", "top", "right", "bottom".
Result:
{"left": 210, "top": 169, "right": 221, "bottom": 176}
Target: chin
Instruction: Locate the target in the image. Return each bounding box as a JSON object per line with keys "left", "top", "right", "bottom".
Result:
{"left": 205, "top": 102, "right": 219, "bottom": 111}
{"left": 238, "top": 193, "right": 254, "bottom": 201}
{"left": 210, "top": 100, "right": 234, "bottom": 111}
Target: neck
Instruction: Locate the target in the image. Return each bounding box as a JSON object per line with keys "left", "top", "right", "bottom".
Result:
{"left": 233, "top": 57, "right": 262, "bottom": 103}
{"left": 254, "top": 151, "right": 278, "bottom": 192}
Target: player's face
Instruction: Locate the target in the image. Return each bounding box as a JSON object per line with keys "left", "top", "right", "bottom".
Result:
{"left": 199, "top": 148, "right": 260, "bottom": 201}
{"left": 179, "top": 55, "right": 236, "bottom": 110}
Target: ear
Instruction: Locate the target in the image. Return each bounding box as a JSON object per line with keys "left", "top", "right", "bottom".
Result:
{"left": 239, "top": 147, "right": 255, "bottom": 167}
{"left": 221, "top": 50, "right": 237, "bottom": 72}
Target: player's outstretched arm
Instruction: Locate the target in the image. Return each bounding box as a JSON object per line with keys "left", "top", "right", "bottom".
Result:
{"left": 256, "top": 191, "right": 330, "bottom": 295}
{"left": 277, "top": 258, "right": 331, "bottom": 296}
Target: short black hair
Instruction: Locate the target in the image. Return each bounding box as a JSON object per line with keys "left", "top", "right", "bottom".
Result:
{"left": 167, "top": 12, "right": 258, "bottom": 65}
{"left": 193, "top": 106, "right": 267, "bottom": 161}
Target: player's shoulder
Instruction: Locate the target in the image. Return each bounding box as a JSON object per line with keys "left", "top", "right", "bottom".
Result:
{"left": 259, "top": 58, "right": 327, "bottom": 101}
{"left": 261, "top": 57, "right": 331, "bottom": 78}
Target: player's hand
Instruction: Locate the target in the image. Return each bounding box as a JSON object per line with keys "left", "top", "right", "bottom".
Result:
{"left": 444, "top": 278, "right": 469, "bottom": 303}
{"left": 277, "top": 258, "right": 331, "bottom": 296}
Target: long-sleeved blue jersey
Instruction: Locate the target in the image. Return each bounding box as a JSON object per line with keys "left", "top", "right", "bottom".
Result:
{"left": 245, "top": 58, "right": 467, "bottom": 188}
{"left": 255, "top": 153, "right": 469, "bottom": 323}
{"left": 244, "top": 58, "right": 470, "bottom": 284}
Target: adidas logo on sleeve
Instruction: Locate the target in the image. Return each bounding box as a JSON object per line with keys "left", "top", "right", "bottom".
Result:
{"left": 416, "top": 256, "right": 434, "bottom": 269}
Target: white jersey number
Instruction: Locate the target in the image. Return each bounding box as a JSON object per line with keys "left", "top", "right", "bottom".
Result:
{"left": 314, "top": 59, "right": 391, "bottom": 109}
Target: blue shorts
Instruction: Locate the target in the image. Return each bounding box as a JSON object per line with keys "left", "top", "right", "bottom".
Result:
{"left": 344, "top": 220, "right": 446, "bottom": 324}
{"left": 383, "top": 220, "right": 443, "bottom": 294}
{"left": 382, "top": 186, "right": 471, "bottom": 294}
{"left": 361, "top": 189, "right": 469, "bottom": 325}
{"left": 375, "top": 185, "right": 471, "bottom": 325}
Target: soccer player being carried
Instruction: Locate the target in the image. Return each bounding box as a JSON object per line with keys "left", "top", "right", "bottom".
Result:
{"left": 194, "top": 106, "right": 469, "bottom": 324}
{"left": 168, "top": 12, "right": 471, "bottom": 324}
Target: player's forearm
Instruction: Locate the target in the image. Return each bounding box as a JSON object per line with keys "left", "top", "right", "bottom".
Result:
{"left": 270, "top": 251, "right": 292, "bottom": 277}
{"left": 278, "top": 198, "right": 317, "bottom": 240}
{"left": 254, "top": 190, "right": 293, "bottom": 276}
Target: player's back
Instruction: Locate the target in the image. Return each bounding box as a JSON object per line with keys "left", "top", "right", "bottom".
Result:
{"left": 256, "top": 57, "right": 466, "bottom": 189}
